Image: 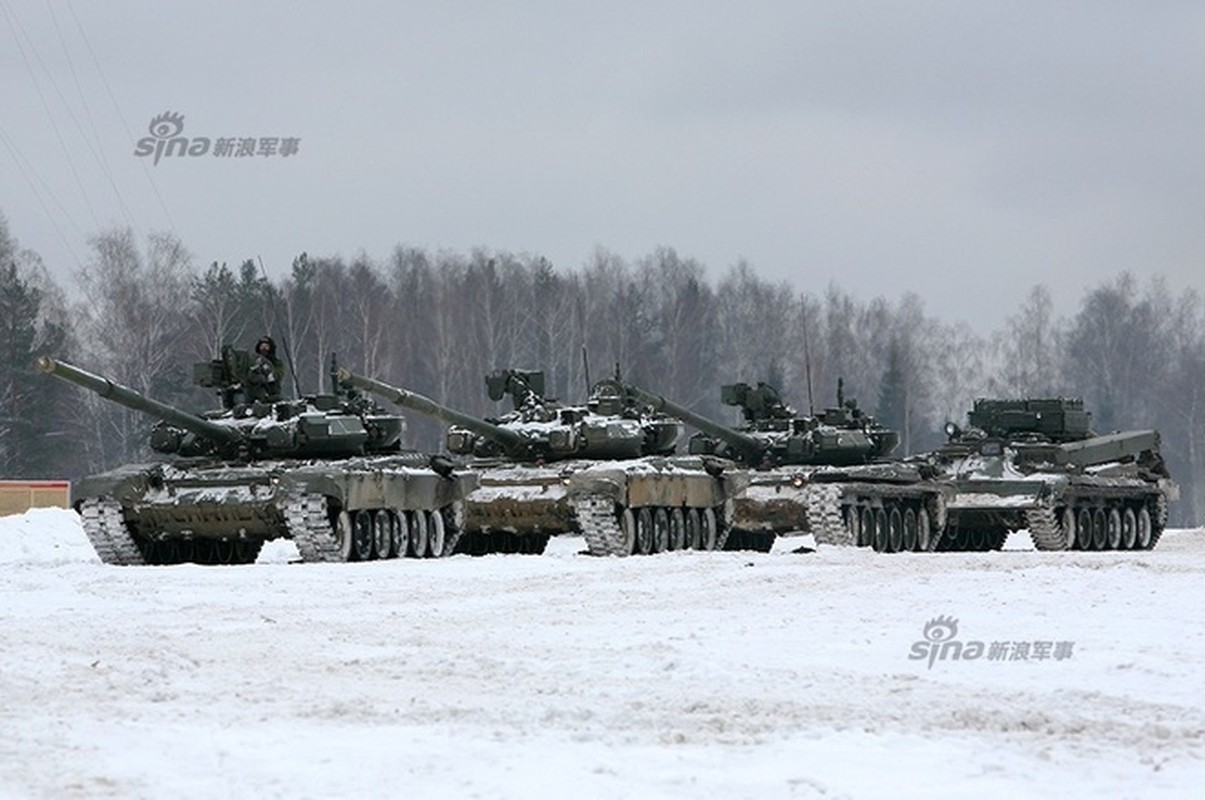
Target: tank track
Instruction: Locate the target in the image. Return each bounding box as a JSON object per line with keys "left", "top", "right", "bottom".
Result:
{"left": 78, "top": 498, "right": 146, "bottom": 566}
{"left": 1026, "top": 493, "right": 1169, "bottom": 552}
{"left": 1025, "top": 506, "right": 1068, "bottom": 551}
{"left": 804, "top": 483, "right": 947, "bottom": 553}
{"left": 441, "top": 504, "right": 468, "bottom": 556}
{"left": 284, "top": 491, "right": 471, "bottom": 562}
{"left": 452, "top": 531, "right": 548, "bottom": 555}
{"left": 574, "top": 495, "right": 629, "bottom": 556}
{"left": 804, "top": 484, "right": 851, "bottom": 546}
{"left": 571, "top": 495, "right": 733, "bottom": 556}
{"left": 1154, "top": 493, "right": 1168, "bottom": 548}
{"left": 283, "top": 491, "right": 345, "bottom": 562}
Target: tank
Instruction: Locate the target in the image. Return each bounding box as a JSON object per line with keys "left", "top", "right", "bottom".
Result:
{"left": 622, "top": 380, "right": 954, "bottom": 552}
{"left": 337, "top": 367, "right": 748, "bottom": 556}
{"left": 929, "top": 398, "right": 1179, "bottom": 551}
{"left": 38, "top": 349, "right": 476, "bottom": 565}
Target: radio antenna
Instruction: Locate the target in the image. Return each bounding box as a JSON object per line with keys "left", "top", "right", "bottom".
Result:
{"left": 258, "top": 255, "right": 302, "bottom": 399}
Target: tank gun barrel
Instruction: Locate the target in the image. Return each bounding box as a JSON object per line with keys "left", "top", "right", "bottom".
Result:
{"left": 336, "top": 368, "right": 528, "bottom": 454}
{"left": 36, "top": 356, "right": 242, "bottom": 445}
{"left": 622, "top": 382, "right": 765, "bottom": 459}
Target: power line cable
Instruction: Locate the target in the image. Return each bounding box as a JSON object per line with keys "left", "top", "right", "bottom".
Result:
{"left": 0, "top": 123, "right": 86, "bottom": 268}
{"left": 46, "top": 0, "right": 140, "bottom": 235}
{"left": 65, "top": 0, "right": 178, "bottom": 233}
{"left": 0, "top": 0, "right": 101, "bottom": 230}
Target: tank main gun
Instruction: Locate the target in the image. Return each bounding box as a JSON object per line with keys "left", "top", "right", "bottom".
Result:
{"left": 336, "top": 368, "right": 529, "bottom": 456}
{"left": 620, "top": 382, "right": 765, "bottom": 462}
{"left": 36, "top": 356, "right": 242, "bottom": 448}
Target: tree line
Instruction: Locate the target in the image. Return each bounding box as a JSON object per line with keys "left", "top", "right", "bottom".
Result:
{"left": 3, "top": 214, "right": 1203, "bottom": 525}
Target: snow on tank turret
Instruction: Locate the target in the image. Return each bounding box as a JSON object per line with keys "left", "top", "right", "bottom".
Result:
{"left": 38, "top": 348, "right": 475, "bottom": 564}
{"left": 930, "top": 398, "right": 1179, "bottom": 551}
{"left": 337, "top": 367, "right": 748, "bottom": 556}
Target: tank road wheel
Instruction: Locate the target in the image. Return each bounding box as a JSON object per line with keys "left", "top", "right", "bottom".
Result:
{"left": 409, "top": 510, "right": 429, "bottom": 558}
{"left": 862, "top": 507, "right": 878, "bottom": 551}
{"left": 619, "top": 508, "right": 638, "bottom": 555}
{"left": 845, "top": 505, "right": 862, "bottom": 546}
{"left": 333, "top": 510, "right": 354, "bottom": 561}
{"left": 699, "top": 508, "right": 720, "bottom": 551}
{"left": 372, "top": 511, "right": 393, "bottom": 559}
{"left": 916, "top": 507, "right": 932, "bottom": 552}
{"left": 427, "top": 510, "right": 446, "bottom": 557}
{"left": 214, "top": 538, "right": 237, "bottom": 564}
{"left": 156, "top": 539, "right": 179, "bottom": 565}
{"left": 668, "top": 509, "right": 686, "bottom": 551}
{"left": 872, "top": 508, "right": 889, "bottom": 553}
{"left": 234, "top": 540, "right": 260, "bottom": 564}
{"left": 1106, "top": 508, "right": 1123, "bottom": 550}
{"left": 635, "top": 507, "right": 654, "bottom": 555}
{"left": 1089, "top": 508, "right": 1106, "bottom": 551}
{"left": 1060, "top": 508, "right": 1077, "bottom": 550}
{"left": 683, "top": 509, "right": 701, "bottom": 550}
{"left": 902, "top": 508, "right": 918, "bottom": 552}
{"left": 392, "top": 511, "right": 410, "bottom": 558}
{"left": 651, "top": 508, "right": 670, "bottom": 553}
{"left": 1120, "top": 507, "right": 1138, "bottom": 550}
{"left": 887, "top": 507, "right": 904, "bottom": 553}
{"left": 352, "top": 510, "right": 374, "bottom": 561}
{"left": 1135, "top": 506, "right": 1153, "bottom": 550}
{"left": 1075, "top": 507, "right": 1093, "bottom": 550}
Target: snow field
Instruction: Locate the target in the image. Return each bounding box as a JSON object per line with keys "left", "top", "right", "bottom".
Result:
{"left": 1, "top": 508, "right": 1202, "bottom": 798}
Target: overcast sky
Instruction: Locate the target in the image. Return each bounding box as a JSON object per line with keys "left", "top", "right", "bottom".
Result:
{"left": 2, "top": 1, "right": 1204, "bottom": 332}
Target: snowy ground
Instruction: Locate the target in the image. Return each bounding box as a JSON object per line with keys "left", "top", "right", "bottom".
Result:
{"left": 2, "top": 509, "right": 1203, "bottom": 799}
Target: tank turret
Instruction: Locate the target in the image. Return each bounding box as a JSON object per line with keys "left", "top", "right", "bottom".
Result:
{"left": 621, "top": 380, "right": 898, "bottom": 467}
{"left": 940, "top": 397, "right": 1167, "bottom": 472}
{"left": 41, "top": 353, "right": 404, "bottom": 461}
{"left": 337, "top": 367, "right": 680, "bottom": 462}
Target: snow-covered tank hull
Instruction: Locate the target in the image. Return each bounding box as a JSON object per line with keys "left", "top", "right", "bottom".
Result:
{"left": 568, "top": 456, "right": 748, "bottom": 556}
{"left": 72, "top": 455, "right": 477, "bottom": 565}
{"left": 40, "top": 352, "right": 478, "bottom": 566}
{"left": 338, "top": 368, "right": 761, "bottom": 557}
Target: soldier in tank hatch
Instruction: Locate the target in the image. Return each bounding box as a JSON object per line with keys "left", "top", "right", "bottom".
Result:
{"left": 247, "top": 336, "right": 284, "bottom": 402}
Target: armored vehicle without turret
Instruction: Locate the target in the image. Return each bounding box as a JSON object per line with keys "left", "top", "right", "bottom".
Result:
{"left": 39, "top": 349, "right": 475, "bottom": 565}
{"left": 930, "top": 398, "right": 1178, "bottom": 551}
{"left": 623, "top": 380, "right": 955, "bottom": 552}
{"left": 339, "top": 367, "right": 748, "bottom": 556}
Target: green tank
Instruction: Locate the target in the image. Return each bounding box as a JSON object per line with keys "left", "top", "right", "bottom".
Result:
{"left": 621, "top": 380, "right": 953, "bottom": 553}
{"left": 930, "top": 398, "right": 1179, "bottom": 551}
{"left": 337, "top": 367, "right": 747, "bottom": 556}
{"left": 38, "top": 350, "right": 476, "bottom": 565}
